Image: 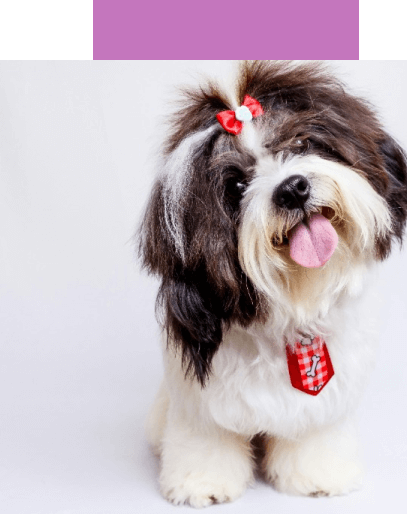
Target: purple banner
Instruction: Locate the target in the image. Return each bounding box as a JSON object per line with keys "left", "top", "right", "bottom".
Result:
{"left": 94, "top": 0, "right": 359, "bottom": 60}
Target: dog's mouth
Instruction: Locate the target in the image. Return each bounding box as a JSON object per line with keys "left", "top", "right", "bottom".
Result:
{"left": 273, "top": 207, "right": 339, "bottom": 268}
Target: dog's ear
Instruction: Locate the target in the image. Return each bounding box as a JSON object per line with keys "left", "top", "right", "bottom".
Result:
{"left": 158, "top": 268, "right": 231, "bottom": 387}
{"left": 138, "top": 180, "right": 178, "bottom": 277}
{"left": 139, "top": 130, "right": 260, "bottom": 386}
{"left": 159, "top": 203, "right": 260, "bottom": 386}
{"left": 376, "top": 135, "right": 407, "bottom": 258}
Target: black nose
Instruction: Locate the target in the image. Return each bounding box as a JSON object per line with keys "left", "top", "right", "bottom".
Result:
{"left": 273, "top": 175, "right": 310, "bottom": 210}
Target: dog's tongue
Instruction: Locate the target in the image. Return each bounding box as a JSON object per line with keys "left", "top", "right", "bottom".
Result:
{"left": 289, "top": 213, "right": 338, "bottom": 268}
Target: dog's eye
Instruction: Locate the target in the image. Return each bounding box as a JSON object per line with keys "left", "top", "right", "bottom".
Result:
{"left": 224, "top": 167, "right": 247, "bottom": 206}
{"left": 226, "top": 180, "right": 246, "bottom": 199}
{"left": 292, "top": 137, "right": 310, "bottom": 154}
{"left": 294, "top": 137, "right": 308, "bottom": 147}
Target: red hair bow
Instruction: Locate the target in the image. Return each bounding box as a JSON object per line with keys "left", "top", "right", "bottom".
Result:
{"left": 216, "top": 95, "right": 264, "bottom": 135}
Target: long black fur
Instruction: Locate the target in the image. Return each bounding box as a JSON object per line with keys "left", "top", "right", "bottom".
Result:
{"left": 139, "top": 131, "right": 263, "bottom": 386}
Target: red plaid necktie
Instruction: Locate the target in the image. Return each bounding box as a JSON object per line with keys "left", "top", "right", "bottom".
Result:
{"left": 286, "top": 336, "right": 334, "bottom": 396}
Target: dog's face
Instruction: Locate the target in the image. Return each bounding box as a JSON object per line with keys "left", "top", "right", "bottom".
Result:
{"left": 140, "top": 61, "right": 407, "bottom": 385}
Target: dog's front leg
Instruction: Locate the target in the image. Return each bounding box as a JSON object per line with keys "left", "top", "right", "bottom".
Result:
{"left": 159, "top": 402, "right": 254, "bottom": 507}
{"left": 263, "top": 418, "right": 364, "bottom": 497}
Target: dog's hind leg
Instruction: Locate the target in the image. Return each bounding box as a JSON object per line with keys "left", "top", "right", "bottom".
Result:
{"left": 145, "top": 379, "right": 170, "bottom": 455}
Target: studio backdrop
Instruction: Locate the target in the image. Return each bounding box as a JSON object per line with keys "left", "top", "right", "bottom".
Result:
{"left": 0, "top": 61, "right": 406, "bottom": 514}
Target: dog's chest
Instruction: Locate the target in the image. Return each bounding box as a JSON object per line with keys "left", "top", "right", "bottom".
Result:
{"left": 202, "top": 320, "right": 375, "bottom": 438}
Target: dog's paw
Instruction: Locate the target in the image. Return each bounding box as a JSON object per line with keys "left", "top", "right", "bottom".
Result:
{"left": 264, "top": 425, "right": 364, "bottom": 497}
{"left": 161, "top": 471, "right": 247, "bottom": 508}
{"left": 265, "top": 444, "right": 363, "bottom": 497}
{"left": 269, "top": 459, "right": 363, "bottom": 497}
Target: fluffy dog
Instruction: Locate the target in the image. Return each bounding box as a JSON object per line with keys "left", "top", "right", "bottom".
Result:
{"left": 139, "top": 61, "right": 407, "bottom": 507}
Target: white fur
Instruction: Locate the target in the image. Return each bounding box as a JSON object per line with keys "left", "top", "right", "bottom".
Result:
{"left": 145, "top": 380, "right": 169, "bottom": 456}
{"left": 264, "top": 419, "right": 364, "bottom": 496}
{"left": 163, "top": 281, "right": 377, "bottom": 440}
{"left": 240, "top": 122, "right": 266, "bottom": 158}
{"left": 239, "top": 154, "right": 391, "bottom": 311}
{"left": 148, "top": 276, "right": 379, "bottom": 505}
{"left": 160, "top": 125, "right": 217, "bottom": 260}
{"left": 159, "top": 398, "right": 254, "bottom": 508}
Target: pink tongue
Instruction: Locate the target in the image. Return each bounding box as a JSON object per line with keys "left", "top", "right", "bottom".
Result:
{"left": 289, "top": 213, "right": 338, "bottom": 268}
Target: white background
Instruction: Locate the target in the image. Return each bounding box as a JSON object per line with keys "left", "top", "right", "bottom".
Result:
{"left": 0, "top": 61, "right": 407, "bottom": 513}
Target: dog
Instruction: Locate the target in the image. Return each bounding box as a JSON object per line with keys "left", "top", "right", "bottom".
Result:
{"left": 138, "top": 61, "right": 407, "bottom": 507}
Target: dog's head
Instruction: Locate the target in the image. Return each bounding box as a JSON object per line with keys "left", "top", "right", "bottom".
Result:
{"left": 139, "top": 61, "right": 407, "bottom": 385}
